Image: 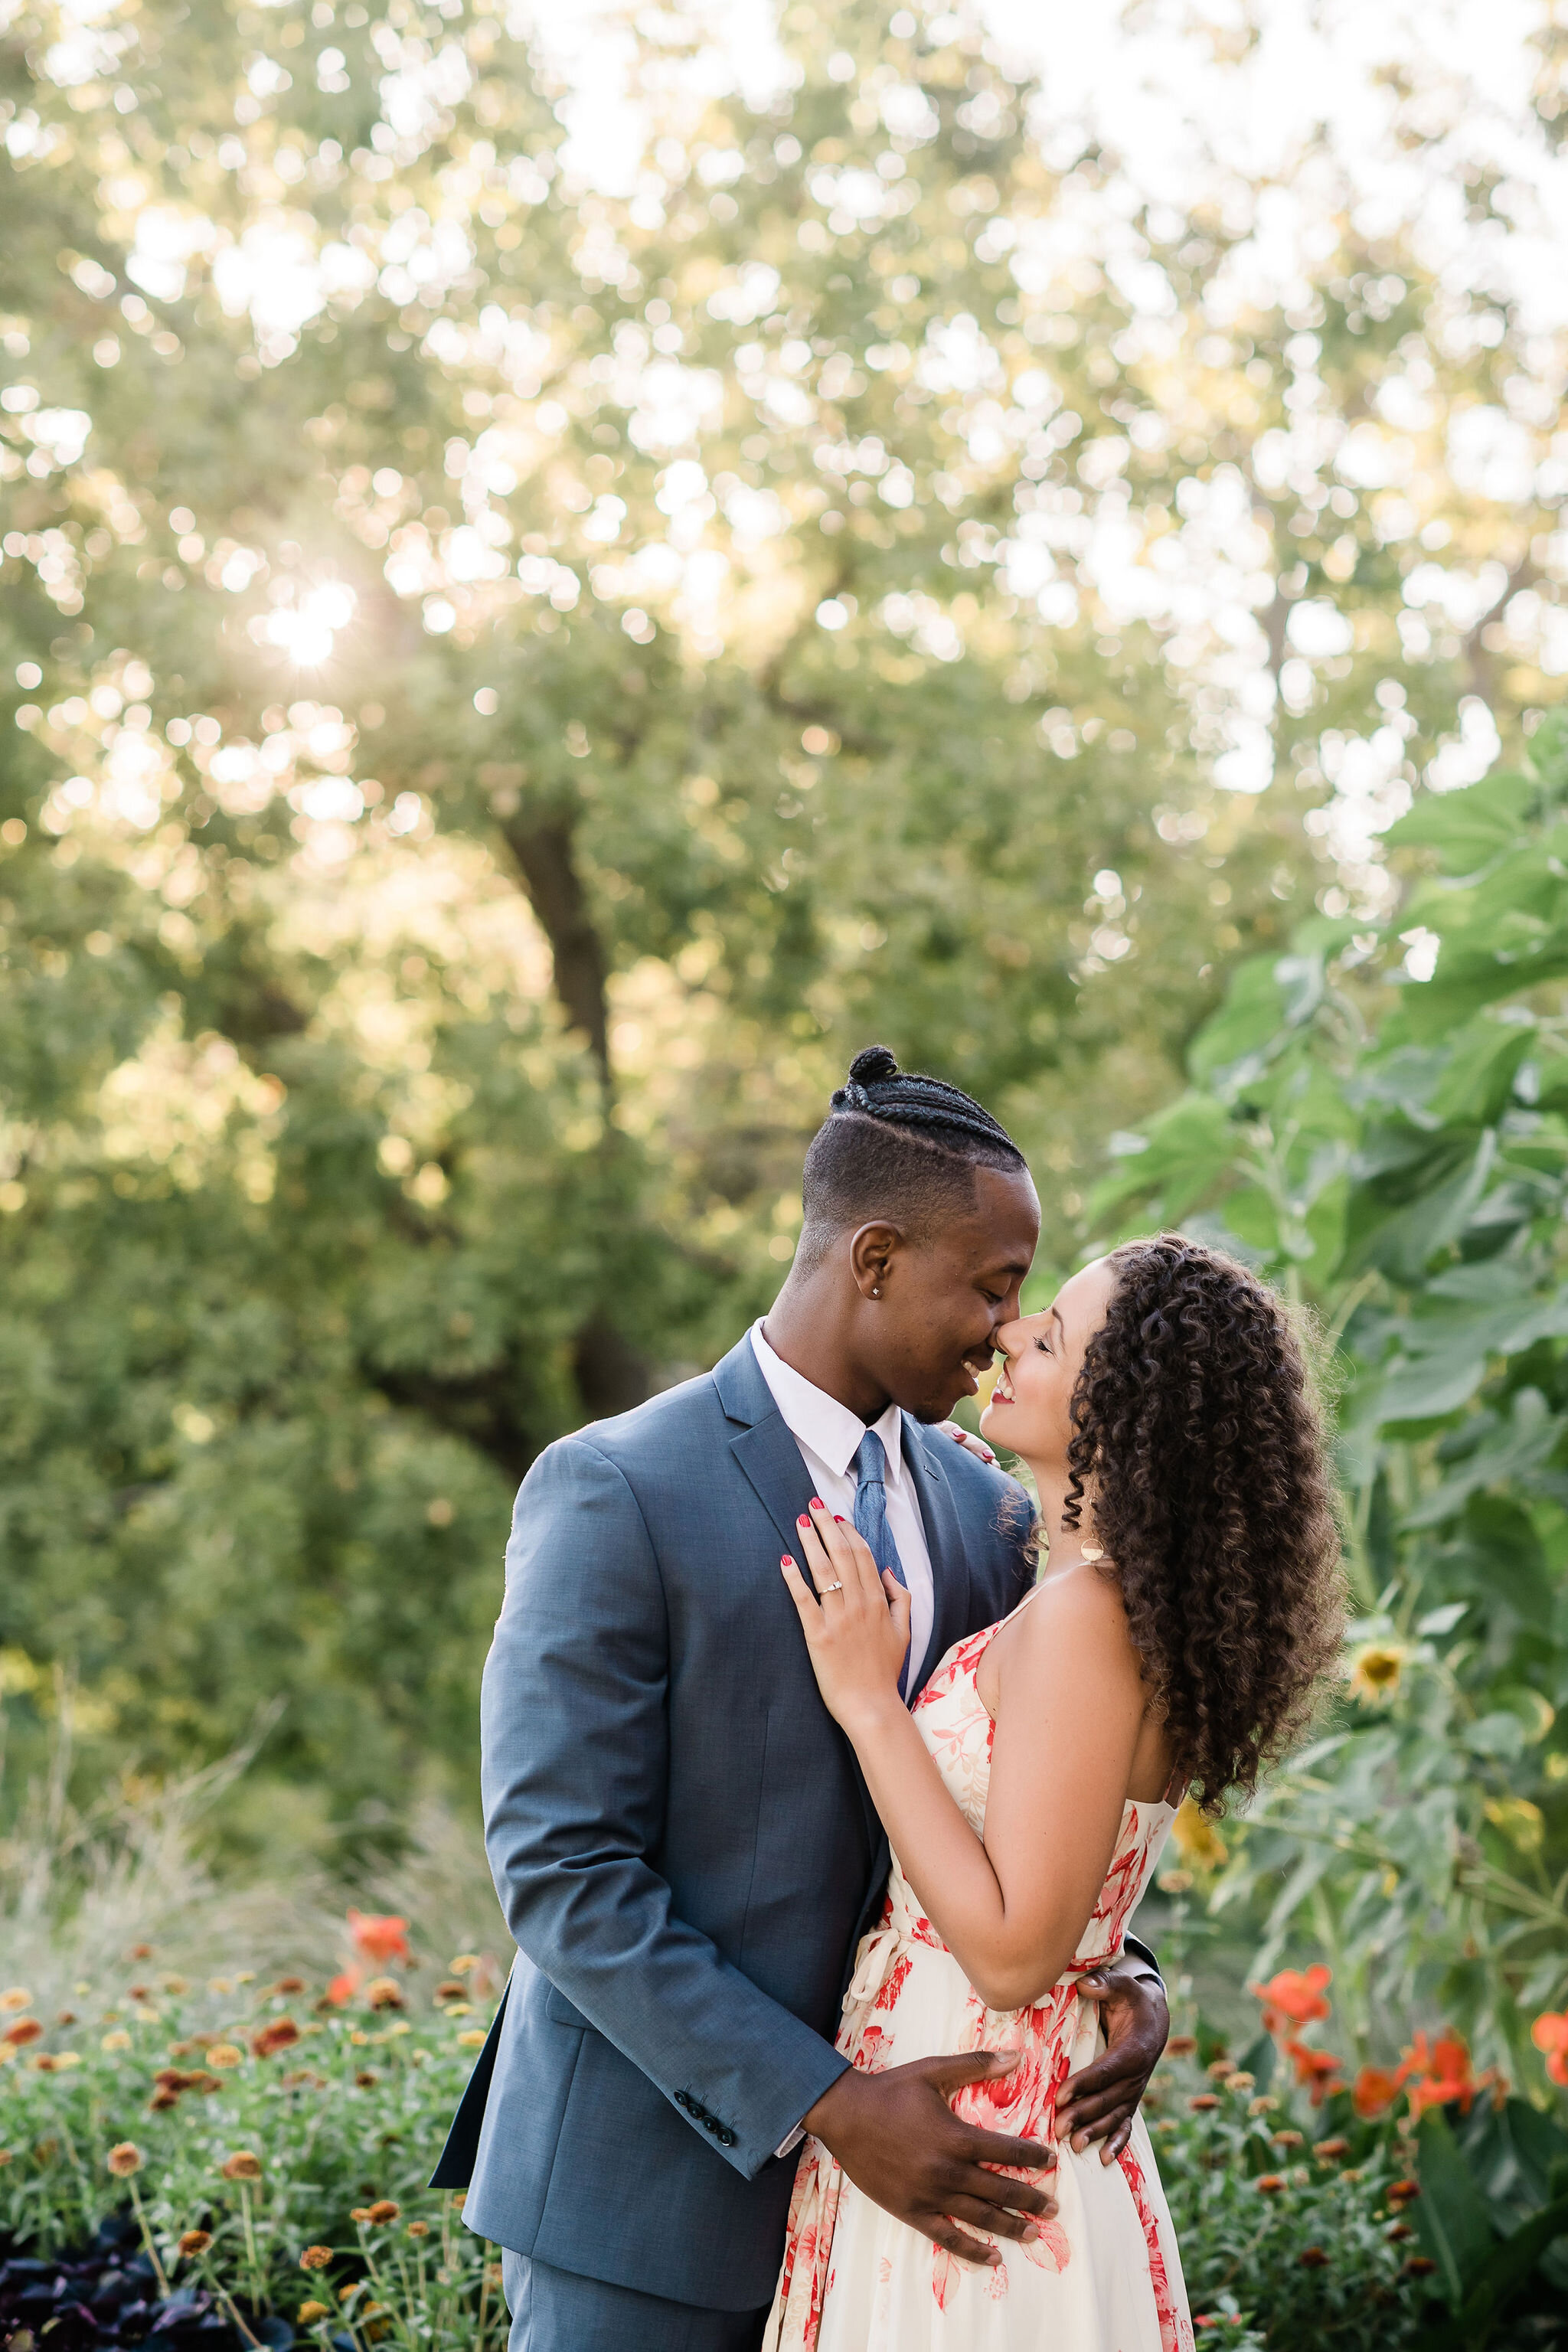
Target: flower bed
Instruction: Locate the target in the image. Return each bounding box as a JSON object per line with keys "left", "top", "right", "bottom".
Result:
{"left": 3, "top": 1927, "right": 1563, "bottom": 2349}
{"left": 0, "top": 1924, "right": 502, "bottom": 2350}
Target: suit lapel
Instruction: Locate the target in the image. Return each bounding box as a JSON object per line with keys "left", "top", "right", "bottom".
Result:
{"left": 728, "top": 1415, "right": 816, "bottom": 1560}
{"left": 714, "top": 1334, "right": 880, "bottom": 1863}
{"left": 903, "top": 1420, "right": 974, "bottom": 1697}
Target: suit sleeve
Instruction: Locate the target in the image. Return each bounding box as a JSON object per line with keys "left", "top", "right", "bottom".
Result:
{"left": 481, "top": 1436, "right": 848, "bottom": 2181}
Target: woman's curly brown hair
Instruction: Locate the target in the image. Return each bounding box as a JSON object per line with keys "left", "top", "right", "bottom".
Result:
{"left": 1063, "top": 1234, "right": 1343, "bottom": 1813}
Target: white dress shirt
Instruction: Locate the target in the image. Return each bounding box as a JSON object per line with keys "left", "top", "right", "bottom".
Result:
{"left": 749, "top": 1318, "right": 936, "bottom": 1709}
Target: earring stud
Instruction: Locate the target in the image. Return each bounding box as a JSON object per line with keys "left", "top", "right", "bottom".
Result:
{"left": 871, "top": 1285, "right": 881, "bottom": 1298}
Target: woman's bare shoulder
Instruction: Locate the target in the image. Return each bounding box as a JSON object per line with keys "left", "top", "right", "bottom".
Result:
{"left": 1010, "top": 1561, "right": 1142, "bottom": 1682}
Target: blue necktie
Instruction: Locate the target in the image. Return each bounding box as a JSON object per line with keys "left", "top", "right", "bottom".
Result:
{"left": 852, "top": 1429, "right": 912, "bottom": 1700}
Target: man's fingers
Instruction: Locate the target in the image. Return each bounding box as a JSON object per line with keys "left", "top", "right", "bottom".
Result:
{"left": 924, "top": 2047, "right": 1021, "bottom": 2097}
{"left": 949, "top": 2131, "right": 1057, "bottom": 2182}
{"left": 946, "top": 2167, "right": 1057, "bottom": 2222}
{"left": 1101, "top": 2119, "right": 1132, "bottom": 2164}
{"left": 1057, "top": 2082, "right": 1136, "bottom": 2138}
{"left": 924, "top": 2220, "right": 999, "bottom": 2268}
{"left": 944, "top": 2196, "right": 1047, "bottom": 2243}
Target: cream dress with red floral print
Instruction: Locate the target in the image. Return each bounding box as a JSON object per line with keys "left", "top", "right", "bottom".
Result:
{"left": 763, "top": 1609, "right": 1193, "bottom": 2352}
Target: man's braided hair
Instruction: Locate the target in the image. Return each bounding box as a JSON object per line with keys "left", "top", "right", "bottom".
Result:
{"left": 796, "top": 1047, "right": 1027, "bottom": 1267}
{"left": 1063, "top": 1234, "right": 1344, "bottom": 1814}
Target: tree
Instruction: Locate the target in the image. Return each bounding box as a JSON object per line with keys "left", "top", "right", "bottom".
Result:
{"left": 4, "top": 0, "right": 1566, "bottom": 1838}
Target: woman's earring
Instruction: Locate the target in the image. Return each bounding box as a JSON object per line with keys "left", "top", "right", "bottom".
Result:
{"left": 871, "top": 1286, "right": 881, "bottom": 1298}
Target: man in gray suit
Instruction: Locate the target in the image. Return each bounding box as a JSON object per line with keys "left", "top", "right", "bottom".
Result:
{"left": 434, "top": 1049, "right": 1168, "bottom": 2349}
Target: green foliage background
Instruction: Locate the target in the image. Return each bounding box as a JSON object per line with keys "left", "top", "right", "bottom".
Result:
{"left": 2, "top": 0, "right": 1568, "bottom": 2115}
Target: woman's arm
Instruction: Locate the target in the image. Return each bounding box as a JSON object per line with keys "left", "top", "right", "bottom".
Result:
{"left": 782, "top": 1504, "right": 1145, "bottom": 2012}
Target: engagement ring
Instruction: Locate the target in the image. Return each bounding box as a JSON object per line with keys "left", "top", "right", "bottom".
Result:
{"left": 820, "top": 1580, "right": 844, "bottom": 1594}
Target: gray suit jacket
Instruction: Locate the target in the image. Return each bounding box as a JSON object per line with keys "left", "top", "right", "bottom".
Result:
{"left": 432, "top": 1336, "right": 1048, "bottom": 2309}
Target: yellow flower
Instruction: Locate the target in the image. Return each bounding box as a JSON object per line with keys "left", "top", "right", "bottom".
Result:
{"left": 0, "top": 1988, "right": 31, "bottom": 2013}
{"left": 100, "top": 2030, "right": 132, "bottom": 2053}
{"left": 207, "top": 2043, "right": 244, "bottom": 2069}
{"left": 1170, "top": 1795, "right": 1229, "bottom": 1876}
{"left": 456, "top": 2029, "right": 487, "bottom": 2048}
{"left": 1349, "top": 1642, "right": 1406, "bottom": 1704}
{"left": 107, "top": 2143, "right": 143, "bottom": 2178}
{"left": 299, "top": 2302, "right": 330, "bottom": 2324}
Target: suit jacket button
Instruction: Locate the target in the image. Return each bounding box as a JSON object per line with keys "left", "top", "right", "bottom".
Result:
{"left": 720, "top": 2128, "right": 736, "bottom": 2147}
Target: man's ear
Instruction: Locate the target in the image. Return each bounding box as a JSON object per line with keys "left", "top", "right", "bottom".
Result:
{"left": 850, "top": 1220, "right": 903, "bottom": 1300}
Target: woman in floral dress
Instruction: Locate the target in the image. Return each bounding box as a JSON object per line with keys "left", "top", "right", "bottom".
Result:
{"left": 764, "top": 1236, "right": 1342, "bottom": 2352}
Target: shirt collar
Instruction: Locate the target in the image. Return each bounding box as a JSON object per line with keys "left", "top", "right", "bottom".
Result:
{"left": 749, "top": 1319, "right": 906, "bottom": 1488}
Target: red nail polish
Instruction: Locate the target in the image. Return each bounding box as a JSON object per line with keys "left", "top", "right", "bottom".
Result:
{"left": 781, "top": 1555, "right": 795, "bottom": 1569}
{"left": 809, "top": 1498, "right": 825, "bottom": 1510}
{"left": 798, "top": 1514, "right": 810, "bottom": 1526}
{"left": 833, "top": 1515, "right": 848, "bottom": 1524}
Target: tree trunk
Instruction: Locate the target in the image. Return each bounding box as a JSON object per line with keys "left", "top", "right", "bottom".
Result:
{"left": 501, "top": 809, "right": 612, "bottom": 1088}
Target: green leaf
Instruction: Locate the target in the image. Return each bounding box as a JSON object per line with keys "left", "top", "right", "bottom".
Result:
{"left": 1087, "top": 1094, "right": 1235, "bottom": 1224}
{"left": 1426, "top": 1023, "right": 1534, "bottom": 1126}
{"left": 1399, "top": 927, "right": 1568, "bottom": 1042}
{"left": 1403, "top": 1390, "right": 1565, "bottom": 1527}
{"left": 1429, "top": 2194, "right": 1568, "bottom": 2352}
{"left": 1387, "top": 773, "right": 1535, "bottom": 873}
{"left": 1374, "top": 1351, "right": 1490, "bottom": 1425}
{"left": 1415, "top": 2108, "right": 1499, "bottom": 2306}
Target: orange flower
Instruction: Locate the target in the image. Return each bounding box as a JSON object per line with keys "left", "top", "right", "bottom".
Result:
{"left": 1250, "top": 1964, "right": 1331, "bottom": 2037}
{"left": 324, "top": 1969, "right": 363, "bottom": 2007}
{"left": 1256, "top": 2174, "right": 1288, "bottom": 2193}
{"left": 220, "top": 2151, "right": 263, "bottom": 2181}
{"left": 178, "top": 2230, "right": 213, "bottom": 2258}
{"left": 107, "top": 2144, "right": 143, "bottom": 2177}
{"left": 364, "top": 2200, "right": 400, "bottom": 2224}
{"left": 1284, "top": 2040, "right": 1344, "bottom": 2106}
{"left": 347, "top": 1912, "right": 410, "bottom": 1966}
{"left": 1401, "top": 2028, "right": 1501, "bottom": 2119}
{"left": 300, "top": 2246, "right": 334, "bottom": 2272}
{"left": 251, "top": 2018, "right": 301, "bottom": 2060}
{"left": 1353, "top": 2063, "right": 1406, "bottom": 2119}
{"left": 2, "top": 2018, "right": 43, "bottom": 2047}
{"left": 299, "top": 2302, "right": 330, "bottom": 2324}
{"left": 1530, "top": 2011, "right": 1568, "bottom": 2088}
{"left": 364, "top": 1977, "right": 405, "bottom": 2012}
{"left": 1313, "top": 2137, "right": 1351, "bottom": 2160}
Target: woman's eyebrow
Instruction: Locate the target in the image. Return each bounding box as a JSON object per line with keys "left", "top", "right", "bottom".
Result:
{"left": 1051, "top": 1307, "right": 1067, "bottom": 1342}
